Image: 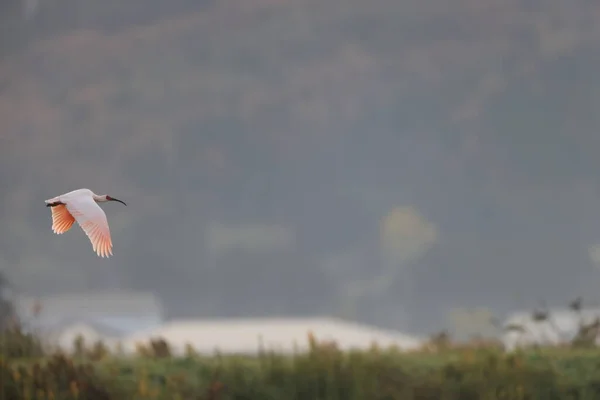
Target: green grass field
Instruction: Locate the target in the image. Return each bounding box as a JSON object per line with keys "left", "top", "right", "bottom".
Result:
{"left": 3, "top": 329, "right": 600, "bottom": 400}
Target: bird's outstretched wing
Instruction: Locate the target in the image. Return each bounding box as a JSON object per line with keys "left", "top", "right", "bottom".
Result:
{"left": 50, "top": 204, "right": 75, "bottom": 234}
{"left": 65, "top": 196, "right": 113, "bottom": 258}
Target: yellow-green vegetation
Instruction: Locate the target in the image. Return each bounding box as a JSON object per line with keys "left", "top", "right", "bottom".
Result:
{"left": 3, "top": 328, "right": 600, "bottom": 400}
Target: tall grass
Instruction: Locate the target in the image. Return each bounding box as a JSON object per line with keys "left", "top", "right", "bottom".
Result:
{"left": 1, "top": 328, "right": 600, "bottom": 399}
{"left": 3, "top": 297, "right": 600, "bottom": 399}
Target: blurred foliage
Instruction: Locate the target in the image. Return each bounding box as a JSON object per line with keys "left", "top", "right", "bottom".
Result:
{"left": 0, "top": 271, "right": 45, "bottom": 360}
{"left": 0, "top": 325, "right": 45, "bottom": 360}
{"left": 205, "top": 222, "right": 294, "bottom": 254}
{"left": 2, "top": 353, "right": 117, "bottom": 399}
{"left": 380, "top": 206, "right": 437, "bottom": 264}
{"left": 446, "top": 307, "right": 500, "bottom": 340}
{"left": 4, "top": 301, "right": 600, "bottom": 398}
{"left": 0, "top": 270, "right": 15, "bottom": 331}
{"left": 5, "top": 328, "right": 600, "bottom": 399}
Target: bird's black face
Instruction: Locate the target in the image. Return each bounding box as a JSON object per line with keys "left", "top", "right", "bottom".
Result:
{"left": 106, "top": 195, "right": 127, "bottom": 206}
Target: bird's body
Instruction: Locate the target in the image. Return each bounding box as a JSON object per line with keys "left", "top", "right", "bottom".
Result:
{"left": 45, "top": 188, "right": 127, "bottom": 258}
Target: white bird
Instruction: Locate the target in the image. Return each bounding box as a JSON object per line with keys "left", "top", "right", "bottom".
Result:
{"left": 45, "top": 188, "right": 127, "bottom": 258}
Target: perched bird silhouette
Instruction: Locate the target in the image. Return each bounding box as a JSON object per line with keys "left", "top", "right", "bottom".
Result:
{"left": 45, "top": 188, "right": 126, "bottom": 258}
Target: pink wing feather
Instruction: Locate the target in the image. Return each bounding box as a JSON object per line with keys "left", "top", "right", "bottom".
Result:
{"left": 50, "top": 204, "right": 76, "bottom": 234}
{"left": 65, "top": 196, "right": 114, "bottom": 258}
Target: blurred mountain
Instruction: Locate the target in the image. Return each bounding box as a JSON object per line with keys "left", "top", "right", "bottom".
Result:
{"left": 2, "top": 0, "right": 600, "bottom": 334}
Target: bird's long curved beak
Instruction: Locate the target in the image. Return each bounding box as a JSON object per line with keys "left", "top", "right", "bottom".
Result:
{"left": 110, "top": 197, "right": 127, "bottom": 206}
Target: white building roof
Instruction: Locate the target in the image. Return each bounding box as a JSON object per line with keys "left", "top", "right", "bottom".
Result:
{"left": 47, "top": 321, "right": 123, "bottom": 353}
{"left": 120, "top": 316, "right": 424, "bottom": 355}
{"left": 502, "top": 307, "right": 600, "bottom": 351}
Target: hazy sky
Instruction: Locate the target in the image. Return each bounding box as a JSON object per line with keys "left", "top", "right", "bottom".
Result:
{"left": 2, "top": 0, "right": 600, "bottom": 337}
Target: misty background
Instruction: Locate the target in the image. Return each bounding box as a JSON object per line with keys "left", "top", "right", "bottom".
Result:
{"left": 2, "top": 0, "right": 600, "bottom": 338}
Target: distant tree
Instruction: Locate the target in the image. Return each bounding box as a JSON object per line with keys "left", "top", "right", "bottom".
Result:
{"left": 380, "top": 206, "right": 437, "bottom": 266}
{"left": 0, "top": 270, "right": 45, "bottom": 359}
{"left": 378, "top": 206, "right": 437, "bottom": 329}
{"left": 446, "top": 307, "right": 500, "bottom": 341}
{"left": 0, "top": 271, "right": 16, "bottom": 330}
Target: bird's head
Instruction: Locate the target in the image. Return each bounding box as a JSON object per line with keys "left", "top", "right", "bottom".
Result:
{"left": 99, "top": 194, "right": 127, "bottom": 206}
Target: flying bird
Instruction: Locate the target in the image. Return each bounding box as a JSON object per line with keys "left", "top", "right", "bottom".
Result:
{"left": 45, "top": 188, "right": 127, "bottom": 258}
